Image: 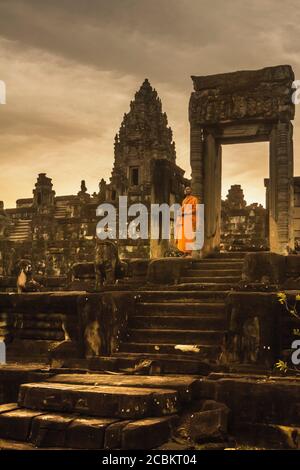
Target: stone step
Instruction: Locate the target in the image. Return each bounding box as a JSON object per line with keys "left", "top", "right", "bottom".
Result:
{"left": 6, "top": 339, "right": 69, "bottom": 363}
{"left": 0, "top": 409, "right": 177, "bottom": 449}
{"left": 129, "top": 315, "right": 226, "bottom": 330}
{"left": 90, "top": 354, "right": 212, "bottom": 375}
{"left": 136, "top": 290, "right": 228, "bottom": 302}
{"left": 119, "top": 342, "right": 221, "bottom": 360}
{"left": 0, "top": 408, "right": 46, "bottom": 442}
{"left": 8, "top": 234, "right": 31, "bottom": 238}
{"left": 192, "top": 260, "right": 244, "bottom": 268}
{"left": 20, "top": 320, "right": 63, "bottom": 330}
{"left": 47, "top": 374, "right": 201, "bottom": 403}
{"left": 126, "top": 328, "right": 225, "bottom": 345}
{"left": 19, "top": 382, "right": 179, "bottom": 418}
{"left": 0, "top": 438, "right": 42, "bottom": 450}
{"left": 175, "top": 283, "right": 237, "bottom": 291}
{"left": 187, "top": 268, "right": 242, "bottom": 276}
{"left": 135, "top": 302, "right": 225, "bottom": 315}
{"left": 18, "top": 329, "right": 65, "bottom": 341}
{"left": 209, "top": 252, "right": 248, "bottom": 259}
{"left": 180, "top": 276, "right": 241, "bottom": 283}
{"left": 11, "top": 228, "right": 30, "bottom": 233}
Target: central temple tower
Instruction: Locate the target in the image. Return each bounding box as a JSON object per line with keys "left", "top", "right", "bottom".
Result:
{"left": 107, "top": 79, "right": 187, "bottom": 258}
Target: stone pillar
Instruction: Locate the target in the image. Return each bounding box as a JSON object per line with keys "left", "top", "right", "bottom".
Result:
{"left": 190, "top": 124, "right": 204, "bottom": 199}
{"left": 269, "top": 121, "right": 294, "bottom": 254}
{"left": 202, "top": 132, "right": 221, "bottom": 255}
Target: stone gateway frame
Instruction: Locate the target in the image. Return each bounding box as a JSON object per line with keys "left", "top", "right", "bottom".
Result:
{"left": 189, "top": 65, "right": 295, "bottom": 255}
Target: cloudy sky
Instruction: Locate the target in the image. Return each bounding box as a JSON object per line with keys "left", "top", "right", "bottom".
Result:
{"left": 0, "top": 0, "right": 299, "bottom": 207}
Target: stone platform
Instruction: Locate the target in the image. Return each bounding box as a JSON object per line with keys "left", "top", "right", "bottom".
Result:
{"left": 1, "top": 368, "right": 300, "bottom": 448}
{"left": 0, "top": 372, "right": 200, "bottom": 449}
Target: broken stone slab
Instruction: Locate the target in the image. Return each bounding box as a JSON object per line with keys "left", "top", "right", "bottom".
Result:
{"left": 19, "top": 382, "right": 179, "bottom": 419}
{"left": 121, "top": 416, "right": 178, "bottom": 450}
{"left": 175, "top": 400, "right": 230, "bottom": 443}
{"left": 47, "top": 374, "right": 201, "bottom": 403}
{"left": 0, "top": 409, "right": 46, "bottom": 441}
{"left": 29, "top": 413, "right": 76, "bottom": 447}
{"left": 66, "top": 416, "right": 119, "bottom": 449}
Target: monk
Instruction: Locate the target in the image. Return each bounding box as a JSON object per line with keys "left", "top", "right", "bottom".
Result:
{"left": 175, "top": 186, "right": 199, "bottom": 257}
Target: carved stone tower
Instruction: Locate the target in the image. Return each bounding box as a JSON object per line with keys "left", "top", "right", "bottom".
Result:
{"left": 109, "top": 78, "right": 177, "bottom": 202}
{"left": 106, "top": 78, "right": 187, "bottom": 258}
{"left": 33, "top": 173, "right": 55, "bottom": 212}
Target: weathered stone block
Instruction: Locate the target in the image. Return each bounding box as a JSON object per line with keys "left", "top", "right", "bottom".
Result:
{"left": 242, "top": 252, "right": 286, "bottom": 283}
{"left": 0, "top": 409, "right": 45, "bottom": 441}
{"left": 29, "top": 413, "right": 75, "bottom": 447}
{"left": 104, "top": 420, "right": 131, "bottom": 449}
{"left": 236, "top": 422, "right": 300, "bottom": 449}
{"left": 47, "top": 374, "right": 199, "bottom": 404}
{"left": 121, "top": 416, "right": 178, "bottom": 450}
{"left": 66, "top": 417, "right": 118, "bottom": 449}
{"left": 0, "top": 403, "right": 18, "bottom": 414}
{"left": 127, "top": 259, "right": 149, "bottom": 279}
{"left": 147, "top": 258, "right": 191, "bottom": 284}
{"left": 209, "top": 376, "right": 300, "bottom": 428}
{"left": 71, "top": 262, "right": 95, "bottom": 279}
{"left": 225, "top": 292, "right": 281, "bottom": 366}
{"left": 19, "top": 382, "right": 179, "bottom": 419}
{"left": 176, "top": 400, "right": 229, "bottom": 443}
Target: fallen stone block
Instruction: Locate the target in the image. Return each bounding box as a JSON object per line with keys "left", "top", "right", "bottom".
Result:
{"left": 176, "top": 400, "right": 230, "bottom": 443}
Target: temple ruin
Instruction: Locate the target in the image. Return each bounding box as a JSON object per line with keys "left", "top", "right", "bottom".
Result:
{"left": 0, "top": 79, "right": 188, "bottom": 287}
{"left": 0, "top": 66, "right": 300, "bottom": 450}
{"left": 189, "top": 65, "right": 295, "bottom": 255}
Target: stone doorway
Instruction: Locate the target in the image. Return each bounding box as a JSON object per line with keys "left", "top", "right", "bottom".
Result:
{"left": 189, "top": 65, "right": 295, "bottom": 255}
{"left": 221, "top": 142, "right": 269, "bottom": 252}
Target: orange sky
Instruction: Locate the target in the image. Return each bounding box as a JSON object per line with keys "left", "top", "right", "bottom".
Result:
{"left": 0, "top": 0, "right": 299, "bottom": 208}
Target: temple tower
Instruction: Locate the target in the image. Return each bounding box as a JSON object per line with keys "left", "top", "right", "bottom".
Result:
{"left": 107, "top": 79, "right": 186, "bottom": 258}
{"left": 109, "top": 78, "right": 177, "bottom": 203}
{"left": 33, "top": 173, "right": 55, "bottom": 212}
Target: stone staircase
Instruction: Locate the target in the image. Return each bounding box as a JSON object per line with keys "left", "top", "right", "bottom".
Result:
{"left": 117, "top": 290, "right": 227, "bottom": 369}
{"left": 179, "top": 252, "right": 245, "bottom": 288}
{"left": 107, "top": 253, "right": 246, "bottom": 373}
{"left": 54, "top": 200, "right": 69, "bottom": 218}
{"left": 0, "top": 374, "right": 201, "bottom": 449}
{"left": 8, "top": 219, "right": 32, "bottom": 242}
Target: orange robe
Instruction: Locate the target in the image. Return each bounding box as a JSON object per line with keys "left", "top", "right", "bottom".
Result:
{"left": 175, "top": 195, "right": 198, "bottom": 254}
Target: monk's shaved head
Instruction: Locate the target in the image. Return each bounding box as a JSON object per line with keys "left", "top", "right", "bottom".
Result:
{"left": 184, "top": 186, "right": 192, "bottom": 195}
